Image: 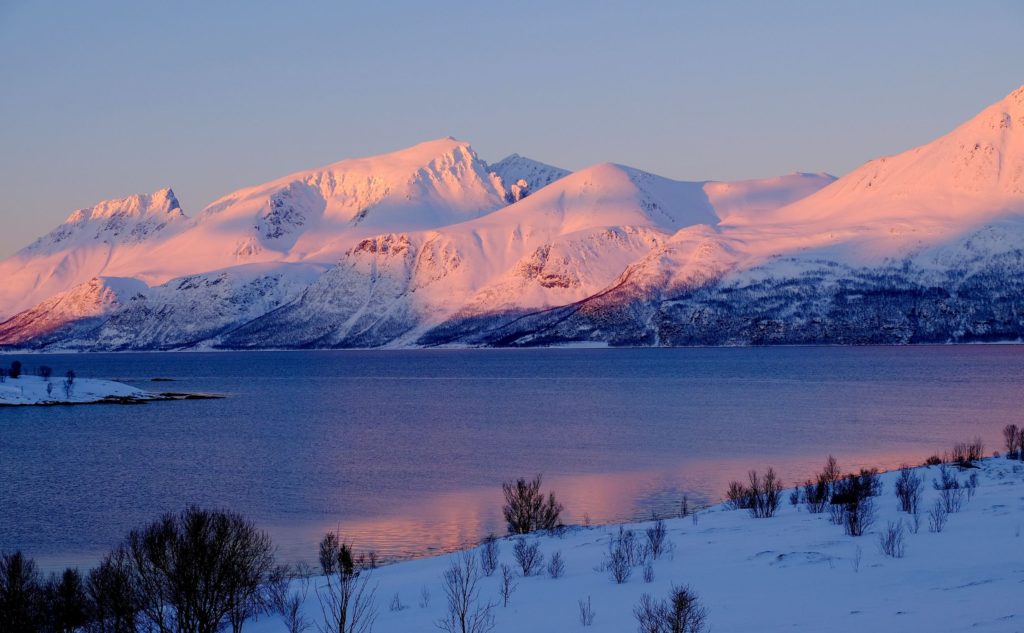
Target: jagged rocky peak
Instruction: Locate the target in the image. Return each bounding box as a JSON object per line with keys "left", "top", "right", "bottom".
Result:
{"left": 24, "top": 187, "right": 187, "bottom": 254}
{"left": 488, "top": 153, "right": 570, "bottom": 203}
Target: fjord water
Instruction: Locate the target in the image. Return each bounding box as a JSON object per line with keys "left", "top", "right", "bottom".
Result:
{"left": 1, "top": 347, "right": 1020, "bottom": 571}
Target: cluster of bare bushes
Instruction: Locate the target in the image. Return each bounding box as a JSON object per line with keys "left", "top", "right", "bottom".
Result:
{"left": 724, "top": 468, "right": 783, "bottom": 518}
{"left": 0, "top": 508, "right": 382, "bottom": 633}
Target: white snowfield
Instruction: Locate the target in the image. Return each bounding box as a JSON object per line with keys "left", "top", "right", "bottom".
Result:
{"left": 0, "top": 374, "right": 149, "bottom": 405}
{"left": 252, "top": 457, "right": 1024, "bottom": 633}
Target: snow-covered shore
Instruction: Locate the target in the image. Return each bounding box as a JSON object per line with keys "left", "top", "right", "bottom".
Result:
{"left": 1, "top": 374, "right": 154, "bottom": 405}
{"left": 252, "top": 457, "right": 1023, "bottom": 633}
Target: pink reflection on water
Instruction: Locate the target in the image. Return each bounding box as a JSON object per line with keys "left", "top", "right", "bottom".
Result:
{"left": 265, "top": 444, "right": 940, "bottom": 566}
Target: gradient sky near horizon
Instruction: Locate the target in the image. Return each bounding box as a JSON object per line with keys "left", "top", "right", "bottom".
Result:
{"left": 0, "top": 1, "right": 1022, "bottom": 258}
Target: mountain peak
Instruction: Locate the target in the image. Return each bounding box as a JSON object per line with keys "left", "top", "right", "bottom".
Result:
{"left": 63, "top": 187, "right": 184, "bottom": 225}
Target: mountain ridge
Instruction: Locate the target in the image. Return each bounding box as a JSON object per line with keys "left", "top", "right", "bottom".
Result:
{"left": 3, "top": 83, "right": 1023, "bottom": 350}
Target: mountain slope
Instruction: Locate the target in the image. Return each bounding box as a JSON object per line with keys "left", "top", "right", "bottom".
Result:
{"left": 0, "top": 189, "right": 185, "bottom": 318}
{"left": 473, "top": 85, "right": 1024, "bottom": 347}
{"left": 0, "top": 139, "right": 564, "bottom": 322}
{"left": 221, "top": 164, "right": 832, "bottom": 349}
{"left": 7, "top": 85, "right": 1022, "bottom": 350}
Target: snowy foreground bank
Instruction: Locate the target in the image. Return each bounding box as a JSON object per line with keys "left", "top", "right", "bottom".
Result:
{"left": 253, "top": 457, "right": 1023, "bottom": 633}
{"left": 0, "top": 374, "right": 208, "bottom": 405}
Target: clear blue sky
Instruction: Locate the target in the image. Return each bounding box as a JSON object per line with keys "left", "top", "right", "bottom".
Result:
{"left": 0, "top": 0, "right": 1021, "bottom": 257}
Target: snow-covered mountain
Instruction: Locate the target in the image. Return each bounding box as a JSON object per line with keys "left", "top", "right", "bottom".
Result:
{"left": 0, "top": 188, "right": 185, "bottom": 318}
{"left": 3, "top": 83, "right": 1022, "bottom": 350}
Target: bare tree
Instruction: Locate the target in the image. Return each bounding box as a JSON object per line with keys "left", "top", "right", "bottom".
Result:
{"left": 124, "top": 507, "right": 277, "bottom": 633}
{"left": 436, "top": 551, "right": 493, "bottom": 633}
{"left": 497, "top": 565, "right": 515, "bottom": 608}
{"left": 578, "top": 596, "right": 595, "bottom": 626}
{"left": 9, "top": 360, "right": 22, "bottom": 379}
{"left": 44, "top": 567, "right": 89, "bottom": 633}
{"left": 479, "top": 535, "right": 498, "bottom": 577}
{"left": 316, "top": 533, "right": 376, "bottom": 633}
{"left": 0, "top": 551, "right": 44, "bottom": 633}
{"left": 878, "top": 521, "right": 906, "bottom": 558}
{"left": 63, "top": 370, "right": 75, "bottom": 399}
{"left": 511, "top": 539, "right": 543, "bottom": 577}
{"left": 85, "top": 546, "right": 139, "bottom": 633}
{"left": 38, "top": 366, "right": 53, "bottom": 381}
{"left": 418, "top": 586, "right": 431, "bottom": 609}
{"left": 501, "top": 475, "right": 563, "bottom": 534}
{"left": 1003, "top": 424, "right": 1020, "bottom": 458}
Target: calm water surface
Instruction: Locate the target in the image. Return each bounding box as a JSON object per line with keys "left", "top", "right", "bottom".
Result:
{"left": 1, "top": 347, "right": 1020, "bottom": 571}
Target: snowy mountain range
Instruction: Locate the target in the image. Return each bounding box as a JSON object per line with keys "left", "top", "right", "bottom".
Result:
{"left": 2, "top": 84, "right": 1023, "bottom": 350}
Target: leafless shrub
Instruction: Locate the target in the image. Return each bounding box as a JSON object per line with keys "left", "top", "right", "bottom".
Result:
{"left": 502, "top": 475, "right": 563, "bottom": 534}
{"left": 388, "top": 593, "right": 406, "bottom": 612}
{"left": 831, "top": 471, "right": 879, "bottom": 536}
{"left": 418, "top": 586, "right": 431, "bottom": 609}
{"left": 679, "top": 496, "right": 689, "bottom": 518}
{"left": 578, "top": 596, "right": 595, "bottom": 626}
{"left": 851, "top": 545, "right": 862, "bottom": 573}
{"left": 928, "top": 499, "right": 948, "bottom": 533}
{"left": 724, "top": 481, "right": 752, "bottom": 510}
{"left": 634, "top": 585, "right": 707, "bottom": 633}
{"left": 924, "top": 455, "right": 943, "bottom": 466}
{"left": 512, "top": 539, "right": 543, "bottom": 577}
{"left": 270, "top": 563, "right": 313, "bottom": 633}
{"left": 642, "top": 562, "right": 654, "bottom": 584}
{"left": 965, "top": 472, "right": 979, "bottom": 499}
{"left": 645, "top": 520, "right": 667, "bottom": 560}
{"left": 933, "top": 465, "right": 965, "bottom": 513}
{"left": 745, "top": 468, "right": 783, "bottom": 518}
{"left": 547, "top": 552, "right": 565, "bottom": 579}
{"left": 498, "top": 565, "right": 516, "bottom": 608}
{"left": 948, "top": 438, "right": 984, "bottom": 465}
{"left": 789, "top": 485, "right": 801, "bottom": 507}
{"left": 437, "top": 551, "right": 493, "bottom": 633}
{"left": 479, "top": 535, "right": 498, "bottom": 577}
{"left": 606, "top": 530, "right": 633, "bottom": 584}
{"left": 894, "top": 466, "right": 923, "bottom": 515}
{"left": 878, "top": 521, "right": 906, "bottom": 558}
{"left": 316, "top": 532, "right": 377, "bottom": 633}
